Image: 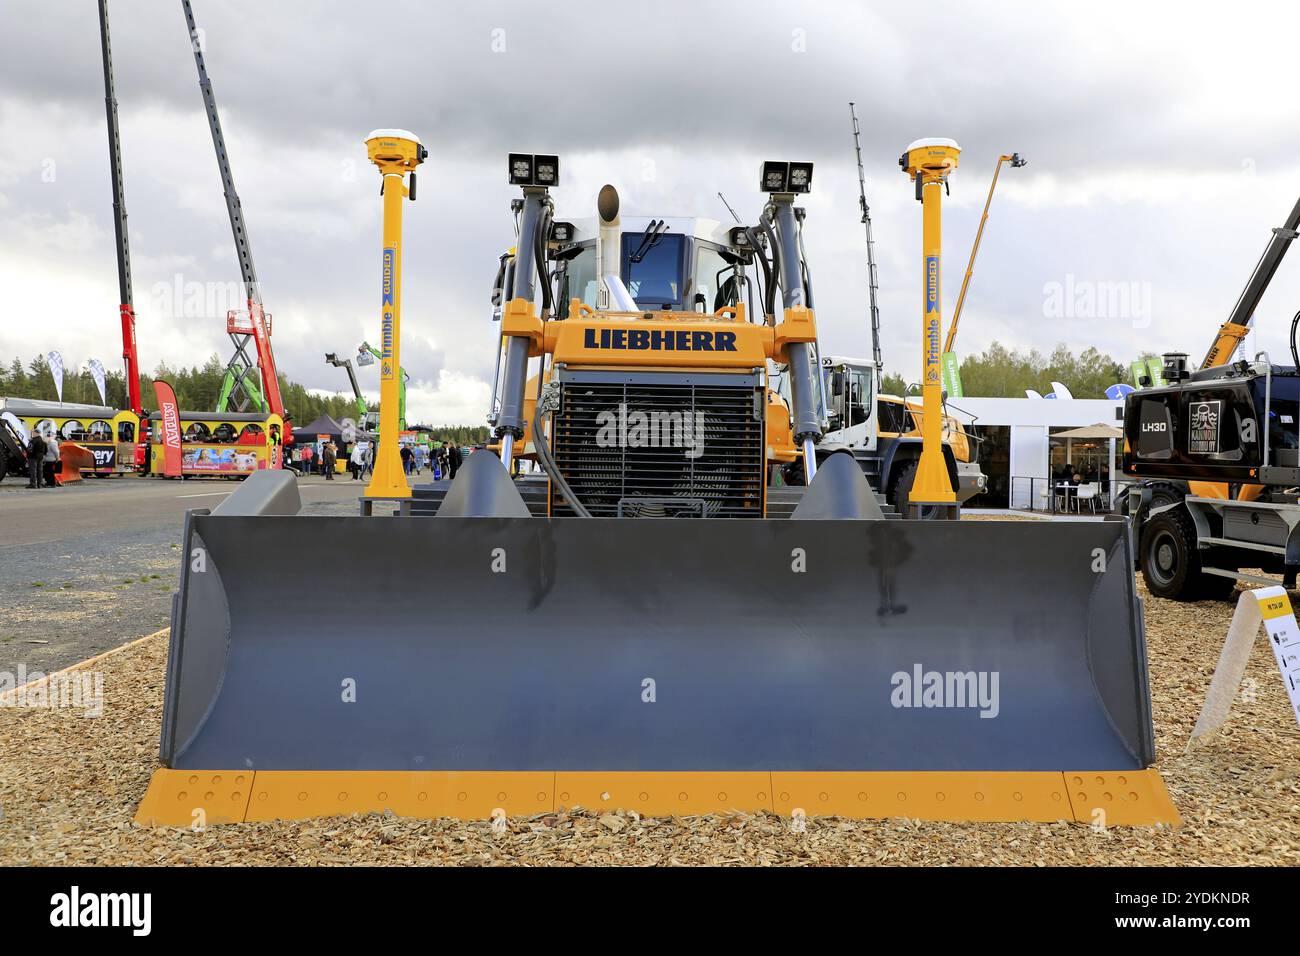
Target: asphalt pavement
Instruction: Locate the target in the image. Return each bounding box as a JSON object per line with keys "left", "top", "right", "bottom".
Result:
{"left": 0, "top": 472, "right": 386, "bottom": 674}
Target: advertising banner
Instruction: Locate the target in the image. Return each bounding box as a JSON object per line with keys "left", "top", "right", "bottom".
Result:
{"left": 151, "top": 380, "right": 183, "bottom": 477}
{"left": 87, "top": 358, "right": 108, "bottom": 405}
{"left": 47, "top": 351, "right": 64, "bottom": 401}
{"left": 941, "top": 351, "right": 963, "bottom": 398}
{"left": 1144, "top": 357, "right": 1165, "bottom": 388}
{"left": 180, "top": 445, "right": 266, "bottom": 474}
{"left": 1189, "top": 586, "right": 1300, "bottom": 746}
{"left": 91, "top": 447, "right": 117, "bottom": 470}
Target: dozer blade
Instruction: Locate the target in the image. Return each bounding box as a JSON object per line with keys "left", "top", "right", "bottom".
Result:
{"left": 137, "top": 469, "right": 1178, "bottom": 827}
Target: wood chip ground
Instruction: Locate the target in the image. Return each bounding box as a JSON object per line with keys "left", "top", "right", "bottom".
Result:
{"left": 2, "top": 543, "right": 1298, "bottom": 865}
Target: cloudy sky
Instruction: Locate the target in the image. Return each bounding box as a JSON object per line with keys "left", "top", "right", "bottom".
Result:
{"left": 3, "top": 0, "right": 1299, "bottom": 423}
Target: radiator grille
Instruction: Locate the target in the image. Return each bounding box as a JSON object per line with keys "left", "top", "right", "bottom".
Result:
{"left": 550, "top": 377, "right": 765, "bottom": 518}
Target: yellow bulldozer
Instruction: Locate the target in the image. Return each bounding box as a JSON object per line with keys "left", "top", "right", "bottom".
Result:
{"left": 136, "top": 143, "right": 1177, "bottom": 828}
{"left": 485, "top": 248, "right": 985, "bottom": 516}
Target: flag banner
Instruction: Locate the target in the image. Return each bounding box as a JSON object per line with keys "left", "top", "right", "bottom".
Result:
{"left": 940, "top": 351, "right": 963, "bottom": 398}
{"left": 1145, "top": 358, "right": 1165, "bottom": 388}
{"left": 87, "top": 358, "right": 107, "bottom": 405}
{"left": 152, "top": 380, "right": 183, "bottom": 477}
{"left": 47, "top": 351, "right": 64, "bottom": 402}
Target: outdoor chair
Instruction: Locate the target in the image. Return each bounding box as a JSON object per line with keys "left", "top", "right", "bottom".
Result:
{"left": 1076, "top": 482, "right": 1099, "bottom": 514}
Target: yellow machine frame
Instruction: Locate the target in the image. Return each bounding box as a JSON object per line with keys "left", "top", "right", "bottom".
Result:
{"left": 497, "top": 299, "right": 817, "bottom": 485}
{"left": 138, "top": 766, "right": 1177, "bottom": 826}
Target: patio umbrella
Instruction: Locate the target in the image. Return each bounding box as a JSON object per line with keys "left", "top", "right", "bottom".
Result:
{"left": 1053, "top": 423, "right": 1122, "bottom": 439}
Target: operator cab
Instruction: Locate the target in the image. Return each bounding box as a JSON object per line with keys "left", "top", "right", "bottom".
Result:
{"left": 821, "top": 357, "right": 875, "bottom": 435}
{"left": 548, "top": 217, "right": 751, "bottom": 316}
{"left": 770, "top": 357, "right": 879, "bottom": 451}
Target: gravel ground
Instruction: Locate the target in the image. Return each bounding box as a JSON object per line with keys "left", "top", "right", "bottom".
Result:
{"left": 1, "top": 521, "right": 1298, "bottom": 865}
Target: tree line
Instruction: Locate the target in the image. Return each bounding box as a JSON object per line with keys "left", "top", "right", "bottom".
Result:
{"left": 4, "top": 343, "right": 1147, "bottom": 429}
{"left": 880, "top": 342, "right": 1148, "bottom": 399}
{"left": 1, "top": 353, "right": 489, "bottom": 440}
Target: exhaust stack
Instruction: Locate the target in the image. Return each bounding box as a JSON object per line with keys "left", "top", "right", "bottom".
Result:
{"left": 597, "top": 184, "right": 638, "bottom": 312}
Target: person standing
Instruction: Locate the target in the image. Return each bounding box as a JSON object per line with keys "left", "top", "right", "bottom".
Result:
{"left": 301, "top": 443, "right": 314, "bottom": 476}
{"left": 322, "top": 441, "right": 336, "bottom": 480}
{"left": 400, "top": 444, "right": 413, "bottom": 476}
{"left": 446, "top": 440, "right": 460, "bottom": 480}
{"left": 350, "top": 442, "right": 366, "bottom": 480}
{"left": 44, "top": 433, "right": 60, "bottom": 488}
{"left": 26, "top": 431, "right": 47, "bottom": 488}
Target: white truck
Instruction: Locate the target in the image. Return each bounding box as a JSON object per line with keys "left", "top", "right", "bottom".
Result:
{"left": 776, "top": 354, "right": 987, "bottom": 514}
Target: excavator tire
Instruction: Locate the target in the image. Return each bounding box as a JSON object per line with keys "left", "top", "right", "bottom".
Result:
{"left": 1139, "top": 506, "right": 1233, "bottom": 600}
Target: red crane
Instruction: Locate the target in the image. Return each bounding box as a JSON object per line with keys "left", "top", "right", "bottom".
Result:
{"left": 181, "top": 0, "right": 286, "bottom": 423}
{"left": 97, "top": 0, "right": 142, "bottom": 421}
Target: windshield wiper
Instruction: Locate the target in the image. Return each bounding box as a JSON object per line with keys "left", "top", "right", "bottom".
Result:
{"left": 629, "top": 219, "right": 668, "bottom": 263}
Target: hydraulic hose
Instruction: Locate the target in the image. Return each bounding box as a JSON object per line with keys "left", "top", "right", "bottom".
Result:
{"left": 534, "top": 207, "right": 554, "bottom": 315}
{"left": 796, "top": 215, "right": 815, "bottom": 310}
{"left": 758, "top": 214, "right": 782, "bottom": 319}
{"left": 532, "top": 396, "right": 591, "bottom": 517}
{"left": 1290, "top": 309, "right": 1300, "bottom": 369}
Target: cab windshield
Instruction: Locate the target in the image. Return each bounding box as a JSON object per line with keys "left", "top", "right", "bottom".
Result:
{"left": 825, "top": 366, "right": 872, "bottom": 427}
{"left": 559, "top": 244, "right": 598, "bottom": 313}
{"left": 621, "top": 232, "right": 685, "bottom": 309}
{"left": 774, "top": 365, "right": 834, "bottom": 424}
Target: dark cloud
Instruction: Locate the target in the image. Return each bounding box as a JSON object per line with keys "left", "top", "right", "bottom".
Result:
{"left": 2, "top": 0, "right": 1300, "bottom": 421}
{"left": 6, "top": 1, "right": 1297, "bottom": 170}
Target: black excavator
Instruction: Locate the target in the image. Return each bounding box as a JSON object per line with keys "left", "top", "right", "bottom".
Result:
{"left": 1124, "top": 195, "right": 1300, "bottom": 599}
